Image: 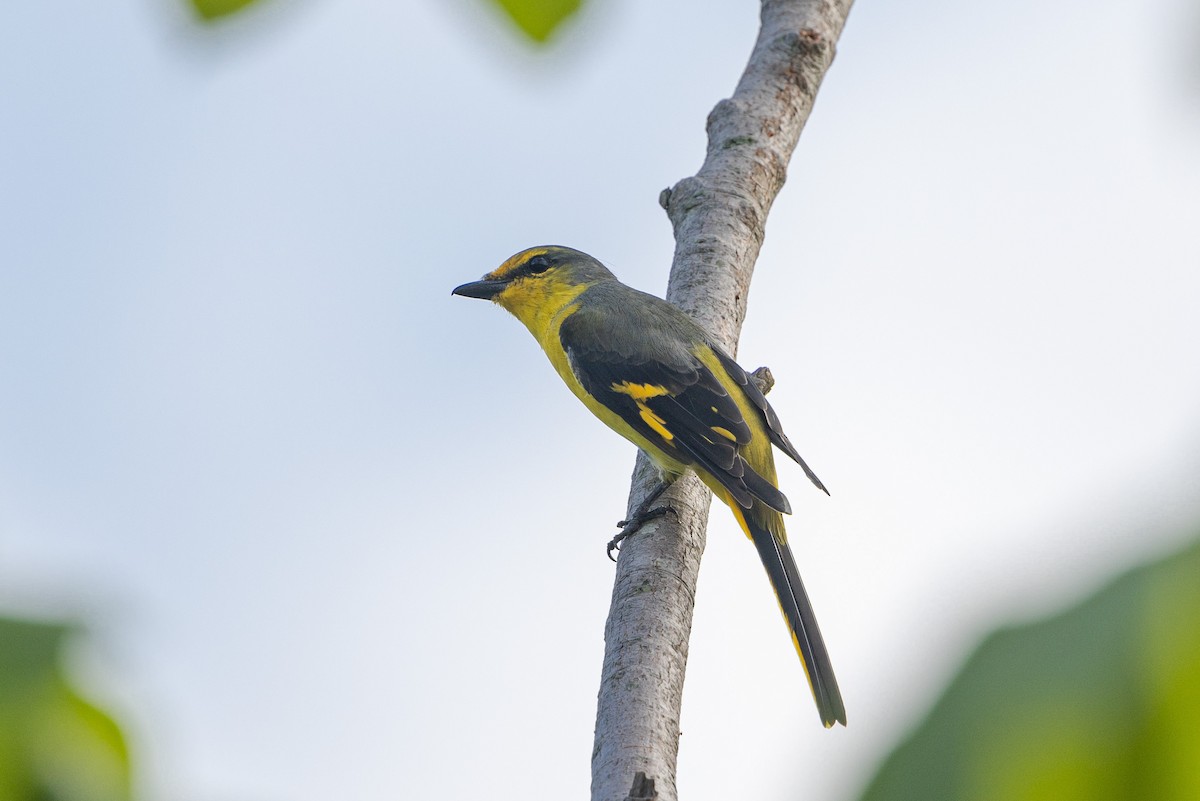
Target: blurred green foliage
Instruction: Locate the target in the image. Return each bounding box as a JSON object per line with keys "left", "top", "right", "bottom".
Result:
{"left": 187, "top": 0, "right": 582, "bottom": 40}
{"left": 190, "top": 0, "right": 259, "bottom": 21}
{"left": 0, "top": 617, "right": 130, "bottom": 801}
{"left": 861, "top": 535, "right": 1200, "bottom": 801}
{"left": 492, "top": 0, "right": 582, "bottom": 42}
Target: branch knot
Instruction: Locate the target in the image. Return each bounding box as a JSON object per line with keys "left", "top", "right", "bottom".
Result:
{"left": 624, "top": 771, "right": 658, "bottom": 800}
{"left": 706, "top": 98, "right": 740, "bottom": 134}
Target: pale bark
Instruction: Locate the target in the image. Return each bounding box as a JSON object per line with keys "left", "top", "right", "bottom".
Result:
{"left": 590, "top": 2, "right": 854, "bottom": 799}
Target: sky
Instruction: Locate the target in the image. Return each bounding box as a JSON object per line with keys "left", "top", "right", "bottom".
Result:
{"left": 2, "top": 1, "right": 1200, "bottom": 800}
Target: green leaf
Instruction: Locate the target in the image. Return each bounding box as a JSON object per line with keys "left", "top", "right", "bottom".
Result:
{"left": 190, "top": 0, "right": 262, "bottom": 21}
{"left": 860, "top": 536, "right": 1200, "bottom": 801}
{"left": 489, "top": 0, "right": 582, "bottom": 43}
{"left": 0, "top": 617, "right": 131, "bottom": 801}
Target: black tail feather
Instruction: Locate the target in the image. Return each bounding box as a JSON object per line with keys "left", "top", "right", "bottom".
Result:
{"left": 745, "top": 510, "right": 846, "bottom": 727}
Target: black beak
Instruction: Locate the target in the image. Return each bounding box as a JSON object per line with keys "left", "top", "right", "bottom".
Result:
{"left": 451, "top": 279, "right": 508, "bottom": 300}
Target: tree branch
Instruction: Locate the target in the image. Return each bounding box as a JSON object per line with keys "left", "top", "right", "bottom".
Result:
{"left": 590, "top": 2, "right": 854, "bottom": 799}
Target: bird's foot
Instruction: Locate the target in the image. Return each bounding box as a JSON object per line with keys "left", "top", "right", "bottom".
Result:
{"left": 607, "top": 487, "right": 677, "bottom": 562}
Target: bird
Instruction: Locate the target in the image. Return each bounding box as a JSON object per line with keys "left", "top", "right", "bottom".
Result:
{"left": 452, "top": 245, "right": 846, "bottom": 727}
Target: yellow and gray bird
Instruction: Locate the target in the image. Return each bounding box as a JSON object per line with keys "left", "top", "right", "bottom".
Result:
{"left": 452, "top": 245, "right": 846, "bottom": 727}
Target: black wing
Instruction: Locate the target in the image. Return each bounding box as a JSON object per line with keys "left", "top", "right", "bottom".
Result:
{"left": 559, "top": 291, "right": 790, "bottom": 513}
{"left": 711, "top": 348, "right": 828, "bottom": 495}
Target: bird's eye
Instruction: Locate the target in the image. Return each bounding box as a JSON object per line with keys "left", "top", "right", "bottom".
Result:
{"left": 526, "top": 256, "right": 552, "bottom": 274}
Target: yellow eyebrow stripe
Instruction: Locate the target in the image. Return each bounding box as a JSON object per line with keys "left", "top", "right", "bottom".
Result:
{"left": 610, "top": 381, "right": 671, "bottom": 401}
{"left": 487, "top": 247, "right": 550, "bottom": 279}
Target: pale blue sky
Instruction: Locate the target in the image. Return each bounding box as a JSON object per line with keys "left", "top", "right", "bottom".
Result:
{"left": 2, "top": 1, "right": 1199, "bottom": 800}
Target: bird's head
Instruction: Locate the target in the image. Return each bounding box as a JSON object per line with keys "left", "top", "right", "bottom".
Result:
{"left": 452, "top": 246, "right": 614, "bottom": 332}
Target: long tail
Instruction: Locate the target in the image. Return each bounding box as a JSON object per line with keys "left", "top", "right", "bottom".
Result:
{"left": 733, "top": 502, "right": 846, "bottom": 727}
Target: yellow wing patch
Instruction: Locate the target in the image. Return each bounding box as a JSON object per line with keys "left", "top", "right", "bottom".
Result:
{"left": 710, "top": 425, "right": 738, "bottom": 442}
{"left": 637, "top": 403, "right": 675, "bottom": 442}
{"left": 611, "top": 382, "right": 676, "bottom": 443}
{"left": 610, "top": 381, "right": 671, "bottom": 401}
